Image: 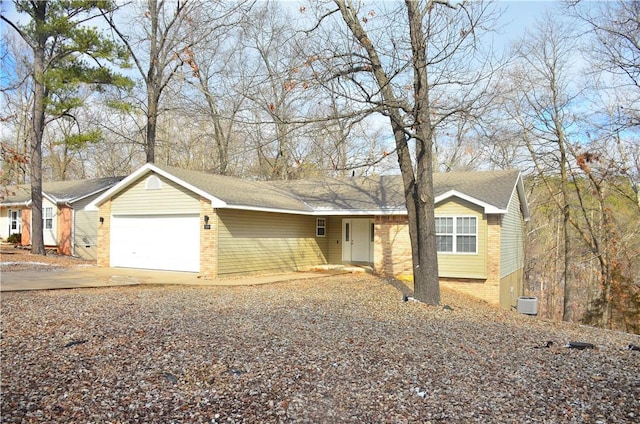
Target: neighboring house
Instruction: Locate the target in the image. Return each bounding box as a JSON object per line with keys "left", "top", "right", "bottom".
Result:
{"left": 0, "top": 177, "right": 124, "bottom": 259}
{"left": 87, "top": 163, "right": 530, "bottom": 310}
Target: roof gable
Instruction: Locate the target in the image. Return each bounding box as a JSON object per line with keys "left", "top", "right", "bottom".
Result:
{"left": 86, "top": 164, "right": 313, "bottom": 213}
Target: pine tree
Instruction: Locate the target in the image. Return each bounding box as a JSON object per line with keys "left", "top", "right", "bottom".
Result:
{"left": 1, "top": 0, "right": 132, "bottom": 255}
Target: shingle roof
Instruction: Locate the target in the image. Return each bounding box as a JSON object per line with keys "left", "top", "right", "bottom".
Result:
{"left": 271, "top": 176, "right": 407, "bottom": 212}
{"left": 155, "top": 165, "right": 521, "bottom": 215}
{"left": 433, "top": 169, "right": 521, "bottom": 210}
{"left": 154, "top": 165, "right": 313, "bottom": 212}
{"left": 1, "top": 177, "right": 125, "bottom": 205}
{"left": 271, "top": 169, "right": 520, "bottom": 213}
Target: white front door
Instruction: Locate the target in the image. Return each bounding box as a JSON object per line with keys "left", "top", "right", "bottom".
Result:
{"left": 8, "top": 209, "right": 21, "bottom": 235}
{"left": 342, "top": 218, "right": 373, "bottom": 263}
{"left": 42, "top": 206, "right": 57, "bottom": 245}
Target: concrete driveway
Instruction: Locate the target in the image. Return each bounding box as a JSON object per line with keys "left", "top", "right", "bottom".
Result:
{"left": 0, "top": 266, "right": 341, "bottom": 292}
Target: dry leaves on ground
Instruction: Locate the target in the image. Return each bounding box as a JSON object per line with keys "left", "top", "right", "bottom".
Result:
{"left": 1, "top": 275, "right": 639, "bottom": 423}
{"left": 0, "top": 246, "right": 95, "bottom": 272}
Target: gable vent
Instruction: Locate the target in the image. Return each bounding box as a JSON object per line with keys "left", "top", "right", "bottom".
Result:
{"left": 145, "top": 175, "right": 162, "bottom": 190}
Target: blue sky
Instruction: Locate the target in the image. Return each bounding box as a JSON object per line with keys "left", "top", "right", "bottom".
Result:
{"left": 491, "top": 0, "right": 564, "bottom": 51}
{"left": 497, "top": 1, "right": 560, "bottom": 33}
{"left": 0, "top": 0, "right": 570, "bottom": 96}
{"left": 0, "top": 0, "right": 563, "bottom": 39}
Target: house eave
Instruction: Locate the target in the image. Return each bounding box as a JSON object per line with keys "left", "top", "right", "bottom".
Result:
{"left": 312, "top": 208, "right": 407, "bottom": 216}
{"left": 0, "top": 201, "right": 30, "bottom": 208}
{"left": 64, "top": 185, "right": 120, "bottom": 206}
{"left": 219, "top": 204, "right": 408, "bottom": 216}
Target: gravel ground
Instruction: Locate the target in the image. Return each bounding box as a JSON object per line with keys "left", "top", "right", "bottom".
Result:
{"left": 1, "top": 274, "right": 639, "bottom": 423}
{"left": 1, "top": 246, "right": 95, "bottom": 272}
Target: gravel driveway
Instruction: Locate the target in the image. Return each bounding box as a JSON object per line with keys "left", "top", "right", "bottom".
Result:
{"left": 1, "top": 274, "right": 639, "bottom": 423}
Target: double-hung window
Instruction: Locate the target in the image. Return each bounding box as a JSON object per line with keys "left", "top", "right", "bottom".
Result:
{"left": 10, "top": 211, "right": 19, "bottom": 231}
{"left": 316, "top": 218, "right": 326, "bottom": 237}
{"left": 435, "top": 216, "right": 477, "bottom": 253}
{"left": 43, "top": 207, "right": 53, "bottom": 230}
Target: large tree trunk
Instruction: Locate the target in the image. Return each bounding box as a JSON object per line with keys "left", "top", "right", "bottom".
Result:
{"left": 556, "top": 113, "right": 572, "bottom": 321}
{"left": 395, "top": 120, "right": 440, "bottom": 304}
{"left": 145, "top": 0, "right": 159, "bottom": 164}
{"left": 30, "top": 1, "right": 47, "bottom": 256}
{"left": 146, "top": 92, "right": 157, "bottom": 163}
{"left": 334, "top": 0, "right": 440, "bottom": 305}
{"left": 404, "top": 0, "right": 439, "bottom": 304}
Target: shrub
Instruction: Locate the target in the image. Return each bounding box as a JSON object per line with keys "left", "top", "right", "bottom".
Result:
{"left": 7, "top": 233, "right": 21, "bottom": 244}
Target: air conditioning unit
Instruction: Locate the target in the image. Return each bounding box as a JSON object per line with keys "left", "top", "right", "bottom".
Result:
{"left": 517, "top": 297, "right": 538, "bottom": 315}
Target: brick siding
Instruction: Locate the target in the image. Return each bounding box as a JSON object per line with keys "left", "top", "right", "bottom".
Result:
{"left": 373, "top": 215, "right": 412, "bottom": 276}
{"left": 440, "top": 278, "right": 500, "bottom": 306}
{"left": 199, "top": 198, "right": 217, "bottom": 278}
{"left": 57, "top": 206, "right": 72, "bottom": 255}
{"left": 486, "top": 214, "right": 501, "bottom": 285}
{"left": 21, "top": 209, "right": 31, "bottom": 246}
{"left": 97, "top": 200, "right": 111, "bottom": 267}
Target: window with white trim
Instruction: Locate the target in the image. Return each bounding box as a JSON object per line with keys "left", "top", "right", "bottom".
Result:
{"left": 316, "top": 218, "right": 326, "bottom": 237}
{"left": 435, "top": 216, "right": 477, "bottom": 253}
{"left": 44, "top": 207, "right": 54, "bottom": 230}
{"left": 10, "top": 210, "right": 20, "bottom": 231}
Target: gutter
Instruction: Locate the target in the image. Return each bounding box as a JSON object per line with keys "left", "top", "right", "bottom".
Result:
{"left": 0, "top": 201, "right": 30, "bottom": 207}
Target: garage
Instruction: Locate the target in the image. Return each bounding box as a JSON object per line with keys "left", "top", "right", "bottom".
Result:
{"left": 110, "top": 214, "right": 200, "bottom": 272}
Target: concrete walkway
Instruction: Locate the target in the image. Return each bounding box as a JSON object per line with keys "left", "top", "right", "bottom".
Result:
{"left": 0, "top": 266, "right": 357, "bottom": 292}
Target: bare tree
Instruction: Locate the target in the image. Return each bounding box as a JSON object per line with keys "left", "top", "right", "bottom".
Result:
{"left": 555, "top": 3, "right": 640, "bottom": 329}
{"left": 236, "top": 2, "right": 321, "bottom": 180}
{"left": 305, "top": 0, "right": 501, "bottom": 304}
{"left": 102, "top": 0, "right": 251, "bottom": 164}
{"left": 572, "top": 0, "right": 640, "bottom": 125}
{"left": 506, "top": 12, "right": 582, "bottom": 321}
{"left": 0, "top": 32, "right": 32, "bottom": 185}
{"left": 571, "top": 0, "right": 640, "bottom": 208}
{"left": 506, "top": 7, "right": 640, "bottom": 329}
{"left": 43, "top": 106, "right": 102, "bottom": 180}
{"left": 171, "top": 19, "right": 249, "bottom": 175}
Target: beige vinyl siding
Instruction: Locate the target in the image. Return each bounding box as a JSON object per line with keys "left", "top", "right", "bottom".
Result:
{"left": 217, "top": 209, "right": 327, "bottom": 275}
{"left": 111, "top": 173, "right": 200, "bottom": 214}
{"left": 327, "top": 216, "right": 344, "bottom": 263}
{"left": 435, "top": 198, "right": 487, "bottom": 279}
{"left": 500, "top": 190, "right": 525, "bottom": 277}
{"left": 72, "top": 193, "right": 102, "bottom": 260}
{"left": 500, "top": 270, "right": 524, "bottom": 309}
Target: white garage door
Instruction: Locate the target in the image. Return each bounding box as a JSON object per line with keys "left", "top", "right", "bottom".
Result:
{"left": 110, "top": 214, "right": 200, "bottom": 272}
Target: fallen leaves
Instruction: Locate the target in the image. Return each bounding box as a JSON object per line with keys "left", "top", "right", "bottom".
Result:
{"left": 1, "top": 275, "right": 639, "bottom": 423}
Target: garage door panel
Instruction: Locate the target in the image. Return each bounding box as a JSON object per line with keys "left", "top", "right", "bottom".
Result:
{"left": 111, "top": 215, "right": 200, "bottom": 272}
